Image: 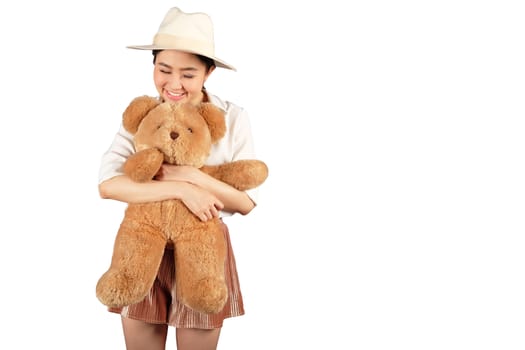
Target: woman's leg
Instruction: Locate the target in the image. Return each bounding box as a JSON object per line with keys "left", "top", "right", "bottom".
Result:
{"left": 121, "top": 317, "right": 168, "bottom": 350}
{"left": 176, "top": 328, "right": 221, "bottom": 350}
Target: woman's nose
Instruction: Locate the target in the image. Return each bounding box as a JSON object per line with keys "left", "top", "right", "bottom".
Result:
{"left": 167, "top": 77, "right": 182, "bottom": 89}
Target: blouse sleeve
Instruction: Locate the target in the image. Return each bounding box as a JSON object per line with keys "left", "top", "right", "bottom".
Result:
{"left": 230, "top": 108, "right": 261, "bottom": 204}
{"left": 231, "top": 107, "right": 256, "bottom": 161}
{"left": 98, "top": 125, "right": 135, "bottom": 184}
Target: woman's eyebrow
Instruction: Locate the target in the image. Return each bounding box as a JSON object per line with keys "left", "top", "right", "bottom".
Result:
{"left": 159, "top": 62, "right": 172, "bottom": 69}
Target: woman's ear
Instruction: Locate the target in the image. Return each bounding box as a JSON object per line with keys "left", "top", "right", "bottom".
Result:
{"left": 203, "top": 65, "right": 216, "bottom": 84}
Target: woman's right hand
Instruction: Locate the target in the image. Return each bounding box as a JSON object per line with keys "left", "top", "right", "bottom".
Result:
{"left": 179, "top": 182, "right": 224, "bottom": 222}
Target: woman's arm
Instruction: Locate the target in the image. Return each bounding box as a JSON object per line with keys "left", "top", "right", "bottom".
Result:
{"left": 155, "top": 165, "right": 256, "bottom": 215}
{"left": 99, "top": 175, "right": 224, "bottom": 221}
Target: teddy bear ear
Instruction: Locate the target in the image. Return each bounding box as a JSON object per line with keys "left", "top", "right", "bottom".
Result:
{"left": 199, "top": 103, "right": 226, "bottom": 143}
{"left": 122, "top": 96, "right": 161, "bottom": 134}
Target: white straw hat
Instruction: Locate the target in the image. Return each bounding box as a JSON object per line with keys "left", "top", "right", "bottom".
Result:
{"left": 127, "top": 7, "right": 236, "bottom": 71}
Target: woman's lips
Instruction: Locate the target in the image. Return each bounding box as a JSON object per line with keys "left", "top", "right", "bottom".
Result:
{"left": 165, "top": 90, "right": 186, "bottom": 102}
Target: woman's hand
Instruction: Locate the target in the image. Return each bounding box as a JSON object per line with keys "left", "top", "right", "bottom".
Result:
{"left": 156, "top": 165, "right": 223, "bottom": 221}
{"left": 154, "top": 163, "right": 255, "bottom": 215}
{"left": 179, "top": 182, "right": 224, "bottom": 222}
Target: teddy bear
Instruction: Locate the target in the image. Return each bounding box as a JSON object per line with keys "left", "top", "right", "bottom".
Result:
{"left": 96, "top": 95, "right": 268, "bottom": 314}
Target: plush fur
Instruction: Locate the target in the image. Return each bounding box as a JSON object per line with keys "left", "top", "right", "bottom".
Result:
{"left": 96, "top": 96, "right": 268, "bottom": 314}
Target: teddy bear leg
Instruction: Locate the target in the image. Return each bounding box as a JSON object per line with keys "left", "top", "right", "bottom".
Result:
{"left": 96, "top": 221, "right": 167, "bottom": 308}
{"left": 174, "top": 223, "right": 228, "bottom": 314}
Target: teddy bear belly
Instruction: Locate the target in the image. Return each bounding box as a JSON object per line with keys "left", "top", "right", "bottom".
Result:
{"left": 125, "top": 200, "right": 221, "bottom": 244}
{"left": 165, "top": 204, "right": 225, "bottom": 244}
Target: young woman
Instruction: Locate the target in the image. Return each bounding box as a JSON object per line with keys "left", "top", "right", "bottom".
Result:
{"left": 98, "top": 7, "right": 259, "bottom": 350}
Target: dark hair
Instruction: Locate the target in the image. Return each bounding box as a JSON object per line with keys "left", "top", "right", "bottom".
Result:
{"left": 152, "top": 50, "right": 216, "bottom": 72}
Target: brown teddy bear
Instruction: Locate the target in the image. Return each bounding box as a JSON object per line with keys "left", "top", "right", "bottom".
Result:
{"left": 96, "top": 96, "right": 268, "bottom": 314}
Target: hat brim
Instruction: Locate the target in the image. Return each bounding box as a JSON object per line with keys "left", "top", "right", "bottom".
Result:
{"left": 126, "top": 44, "right": 236, "bottom": 71}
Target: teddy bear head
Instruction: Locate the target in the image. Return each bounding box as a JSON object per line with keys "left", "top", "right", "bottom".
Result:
{"left": 122, "top": 96, "right": 227, "bottom": 167}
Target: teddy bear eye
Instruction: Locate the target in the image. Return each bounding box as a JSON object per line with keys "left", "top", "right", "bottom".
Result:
{"left": 187, "top": 127, "right": 193, "bottom": 133}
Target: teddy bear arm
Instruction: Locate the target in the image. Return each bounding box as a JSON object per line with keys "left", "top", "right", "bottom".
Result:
{"left": 201, "top": 160, "right": 268, "bottom": 191}
{"left": 123, "top": 148, "right": 164, "bottom": 182}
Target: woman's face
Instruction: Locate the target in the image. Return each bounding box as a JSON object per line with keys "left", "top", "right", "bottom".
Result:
{"left": 153, "top": 50, "right": 215, "bottom": 105}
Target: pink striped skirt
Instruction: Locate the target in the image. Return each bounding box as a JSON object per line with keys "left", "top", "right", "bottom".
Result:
{"left": 108, "top": 221, "right": 245, "bottom": 329}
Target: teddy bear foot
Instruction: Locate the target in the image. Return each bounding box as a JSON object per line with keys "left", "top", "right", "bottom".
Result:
{"left": 96, "top": 270, "right": 151, "bottom": 308}
{"left": 181, "top": 279, "right": 228, "bottom": 314}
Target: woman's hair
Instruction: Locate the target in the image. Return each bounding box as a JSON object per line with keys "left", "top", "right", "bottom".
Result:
{"left": 152, "top": 50, "right": 216, "bottom": 72}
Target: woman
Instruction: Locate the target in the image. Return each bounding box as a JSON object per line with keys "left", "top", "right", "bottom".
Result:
{"left": 98, "top": 7, "right": 259, "bottom": 350}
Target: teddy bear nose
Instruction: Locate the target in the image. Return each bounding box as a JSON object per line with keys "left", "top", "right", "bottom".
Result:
{"left": 170, "top": 132, "right": 179, "bottom": 140}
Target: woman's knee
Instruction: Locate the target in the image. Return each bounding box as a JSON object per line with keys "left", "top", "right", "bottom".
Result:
{"left": 121, "top": 317, "right": 168, "bottom": 350}
{"left": 176, "top": 327, "right": 221, "bottom": 350}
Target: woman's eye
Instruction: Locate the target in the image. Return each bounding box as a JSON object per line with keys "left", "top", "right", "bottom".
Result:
{"left": 183, "top": 75, "right": 195, "bottom": 79}
{"left": 160, "top": 70, "right": 171, "bottom": 74}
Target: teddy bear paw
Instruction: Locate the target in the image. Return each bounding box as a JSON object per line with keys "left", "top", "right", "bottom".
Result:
{"left": 96, "top": 270, "right": 150, "bottom": 308}
{"left": 183, "top": 279, "right": 228, "bottom": 314}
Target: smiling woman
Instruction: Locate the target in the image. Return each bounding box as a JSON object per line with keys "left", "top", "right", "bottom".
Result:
{"left": 96, "top": 6, "right": 261, "bottom": 350}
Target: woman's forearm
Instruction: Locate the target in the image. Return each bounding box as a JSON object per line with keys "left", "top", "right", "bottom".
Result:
{"left": 186, "top": 169, "right": 256, "bottom": 215}
{"left": 100, "top": 172, "right": 255, "bottom": 215}
{"left": 98, "top": 175, "right": 187, "bottom": 204}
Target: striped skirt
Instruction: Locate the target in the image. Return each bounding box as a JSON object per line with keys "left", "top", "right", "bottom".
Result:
{"left": 108, "top": 221, "right": 244, "bottom": 329}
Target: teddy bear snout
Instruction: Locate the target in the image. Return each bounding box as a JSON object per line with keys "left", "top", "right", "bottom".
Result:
{"left": 170, "top": 131, "right": 179, "bottom": 140}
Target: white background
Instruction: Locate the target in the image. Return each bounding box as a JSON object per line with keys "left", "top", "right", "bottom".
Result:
{"left": 0, "top": 0, "right": 524, "bottom": 349}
